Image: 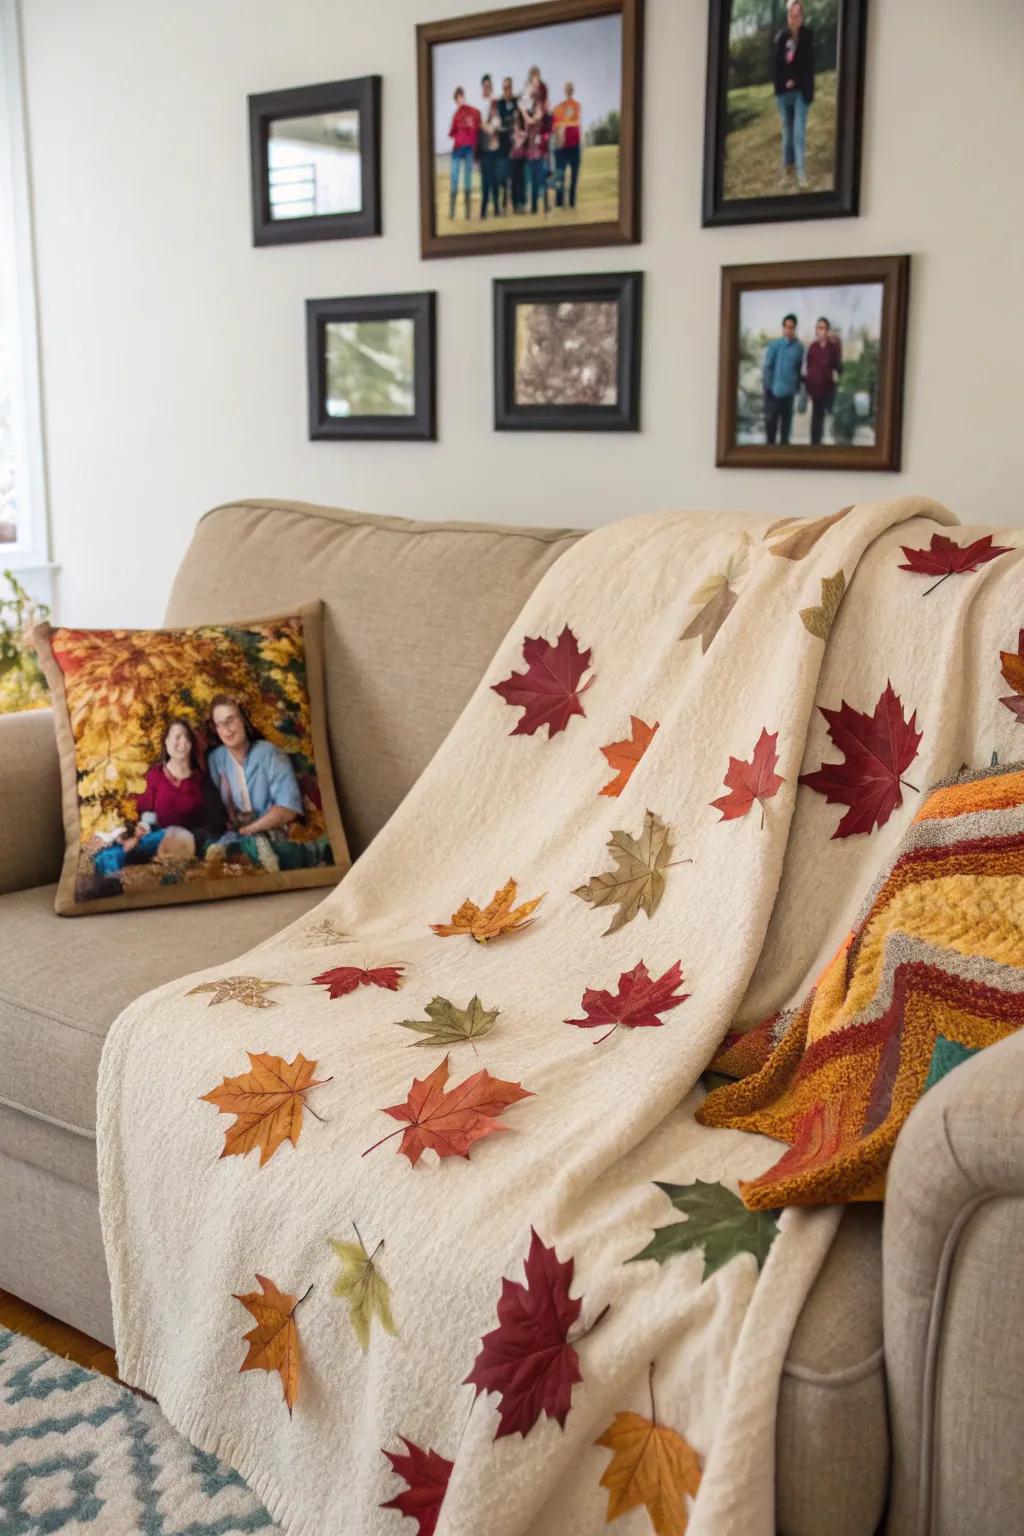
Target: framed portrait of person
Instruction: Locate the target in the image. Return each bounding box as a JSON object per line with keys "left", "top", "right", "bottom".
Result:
{"left": 248, "top": 76, "right": 382, "bottom": 245}
{"left": 702, "top": 0, "right": 867, "bottom": 226}
{"left": 716, "top": 255, "right": 910, "bottom": 471}
{"left": 416, "top": 0, "right": 643, "bottom": 259}
{"left": 305, "top": 292, "right": 437, "bottom": 441}
{"left": 493, "top": 271, "right": 642, "bottom": 431}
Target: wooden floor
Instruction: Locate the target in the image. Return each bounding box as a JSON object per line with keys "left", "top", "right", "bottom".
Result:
{"left": 0, "top": 1286, "right": 119, "bottom": 1381}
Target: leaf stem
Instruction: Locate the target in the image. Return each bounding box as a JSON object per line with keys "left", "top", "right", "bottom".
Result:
{"left": 592, "top": 1022, "right": 620, "bottom": 1046}
{"left": 361, "top": 1125, "right": 404, "bottom": 1157}
{"left": 648, "top": 1360, "right": 657, "bottom": 1425}
{"left": 572, "top": 1301, "right": 611, "bottom": 1345}
{"left": 292, "top": 1284, "right": 313, "bottom": 1314}
{"left": 352, "top": 1221, "right": 365, "bottom": 1253}
{"left": 899, "top": 778, "right": 919, "bottom": 794}
{"left": 665, "top": 859, "right": 694, "bottom": 870}
{"left": 922, "top": 571, "right": 952, "bottom": 597}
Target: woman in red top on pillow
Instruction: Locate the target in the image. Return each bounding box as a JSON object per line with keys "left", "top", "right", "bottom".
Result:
{"left": 94, "top": 717, "right": 224, "bottom": 878}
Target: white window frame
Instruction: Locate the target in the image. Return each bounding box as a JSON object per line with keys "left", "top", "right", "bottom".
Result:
{"left": 0, "top": 0, "right": 49, "bottom": 575}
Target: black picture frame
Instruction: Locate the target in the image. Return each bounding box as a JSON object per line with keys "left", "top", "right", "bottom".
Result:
{"left": 716, "top": 254, "right": 910, "bottom": 471}
{"left": 493, "top": 271, "right": 642, "bottom": 431}
{"left": 249, "top": 76, "right": 382, "bottom": 245}
{"left": 306, "top": 293, "right": 437, "bottom": 442}
{"left": 416, "top": 0, "right": 644, "bottom": 260}
{"left": 702, "top": 0, "right": 867, "bottom": 227}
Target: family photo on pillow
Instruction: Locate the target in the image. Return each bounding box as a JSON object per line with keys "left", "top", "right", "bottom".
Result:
{"left": 33, "top": 606, "right": 348, "bottom": 914}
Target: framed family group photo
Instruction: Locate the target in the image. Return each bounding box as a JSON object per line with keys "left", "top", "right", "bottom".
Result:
{"left": 702, "top": 0, "right": 867, "bottom": 226}
{"left": 493, "top": 270, "right": 642, "bottom": 430}
{"left": 248, "top": 76, "right": 382, "bottom": 244}
{"left": 305, "top": 292, "right": 437, "bottom": 441}
{"left": 416, "top": 0, "right": 643, "bottom": 258}
{"left": 716, "top": 255, "right": 910, "bottom": 471}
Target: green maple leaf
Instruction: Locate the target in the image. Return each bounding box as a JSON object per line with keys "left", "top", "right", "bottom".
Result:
{"left": 573, "top": 809, "right": 686, "bottom": 936}
{"left": 628, "top": 1179, "right": 780, "bottom": 1280}
{"left": 394, "top": 994, "right": 499, "bottom": 1047}
{"left": 330, "top": 1231, "right": 396, "bottom": 1350}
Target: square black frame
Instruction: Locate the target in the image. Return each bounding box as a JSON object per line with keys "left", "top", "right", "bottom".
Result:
{"left": 306, "top": 293, "right": 437, "bottom": 442}
{"left": 249, "top": 76, "right": 382, "bottom": 245}
{"left": 701, "top": 0, "right": 867, "bottom": 227}
{"left": 493, "top": 271, "right": 642, "bottom": 431}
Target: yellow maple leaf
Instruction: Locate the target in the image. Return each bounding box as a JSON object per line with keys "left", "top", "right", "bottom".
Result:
{"left": 233, "top": 1274, "right": 310, "bottom": 1414}
{"left": 199, "top": 1051, "right": 329, "bottom": 1167}
{"left": 430, "top": 879, "right": 544, "bottom": 943}
{"left": 595, "top": 1370, "right": 702, "bottom": 1535}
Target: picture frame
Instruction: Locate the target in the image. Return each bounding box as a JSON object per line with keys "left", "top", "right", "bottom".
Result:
{"left": 306, "top": 293, "right": 437, "bottom": 442}
{"left": 248, "top": 76, "right": 382, "bottom": 245}
{"left": 416, "top": 0, "right": 643, "bottom": 260}
{"left": 702, "top": 0, "right": 867, "bottom": 227}
{"left": 493, "top": 270, "right": 642, "bottom": 431}
{"left": 716, "top": 255, "right": 910, "bottom": 471}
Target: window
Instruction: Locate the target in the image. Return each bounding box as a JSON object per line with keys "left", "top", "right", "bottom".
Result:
{"left": 0, "top": 0, "right": 47, "bottom": 567}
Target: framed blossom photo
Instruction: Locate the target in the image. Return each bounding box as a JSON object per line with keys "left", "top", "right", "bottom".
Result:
{"left": 702, "top": 0, "right": 867, "bottom": 227}
{"left": 416, "top": 0, "right": 643, "bottom": 259}
{"left": 716, "top": 255, "right": 910, "bottom": 471}
{"left": 493, "top": 271, "right": 642, "bottom": 431}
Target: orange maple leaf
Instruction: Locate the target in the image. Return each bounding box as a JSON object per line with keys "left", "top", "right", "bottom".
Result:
{"left": 595, "top": 1365, "right": 702, "bottom": 1535}
{"left": 430, "top": 879, "right": 544, "bottom": 943}
{"left": 233, "top": 1274, "right": 311, "bottom": 1415}
{"left": 363, "top": 1054, "right": 532, "bottom": 1166}
{"left": 199, "top": 1052, "right": 330, "bottom": 1168}
{"left": 599, "top": 717, "right": 659, "bottom": 798}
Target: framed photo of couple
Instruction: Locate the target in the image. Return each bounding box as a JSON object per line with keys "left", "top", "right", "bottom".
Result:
{"left": 703, "top": 0, "right": 868, "bottom": 226}
{"left": 416, "top": 0, "right": 643, "bottom": 259}
{"left": 716, "top": 255, "right": 910, "bottom": 472}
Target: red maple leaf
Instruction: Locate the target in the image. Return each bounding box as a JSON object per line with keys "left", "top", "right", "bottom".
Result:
{"left": 710, "top": 728, "right": 784, "bottom": 825}
{"left": 491, "top": 625, "right": 593, "bottom": 738}
{"left": 311, "top": 964, "right": 405, "bottom": 999}
{"left": 464, "top": 1228, "right": 585, "bottom": 1439}
{"left": 363, "top": 1055, "right": 532, "bottom": 1166}
{"left": 565, "top": 960, "right": 690, "bottom": 1045}
{"left": 380, "top": 1437, "right": 454, "bottom": 1536}
{"left": 799, "top": 681, "right": 922, "bottom": 839}
{"left": 899, "top": 532, "right": 1012, "bottom": 595}
{"left": 1000, "top": 629, "right": 1024, "bottom": 724}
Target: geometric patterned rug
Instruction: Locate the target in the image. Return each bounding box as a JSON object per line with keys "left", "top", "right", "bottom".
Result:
{"left": 0, "top": 1326, "right": 279, "bottom": 1534}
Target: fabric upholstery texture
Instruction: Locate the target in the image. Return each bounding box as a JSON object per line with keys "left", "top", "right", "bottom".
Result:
{"left": 164, "top": 501, "right": 581, "bottom": 856}
{"left": 0, "top": 707, "right": 63, "bottom": 894}
{"left": 0, "top": 882, "right": 323, "bottom": 1135}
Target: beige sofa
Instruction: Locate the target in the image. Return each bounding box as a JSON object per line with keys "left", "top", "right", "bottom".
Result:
{"left": 2, "top": 499, "right": 1021, "bottom": 1536}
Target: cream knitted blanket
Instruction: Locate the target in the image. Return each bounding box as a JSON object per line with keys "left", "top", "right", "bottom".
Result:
{"left": 97, "top": 499, "right": 1023, "bottom": 1536}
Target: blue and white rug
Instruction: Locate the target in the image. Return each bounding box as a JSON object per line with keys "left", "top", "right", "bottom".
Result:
{"left": 0, "top": 1325, "right": 278, "bottom": 1534}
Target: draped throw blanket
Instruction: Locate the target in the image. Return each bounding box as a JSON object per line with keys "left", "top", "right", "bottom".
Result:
{"left": 699, "top": 763, "right": 1024, "bottom": 1207}
{"left": 98, "top": 501, "right": 1023, "bottom": 1536}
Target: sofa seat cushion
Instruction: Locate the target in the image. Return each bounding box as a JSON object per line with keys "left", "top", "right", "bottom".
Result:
{"left": 777, "top": 1206, "right": 888, "bottom": 1536}
{"left": 0, "top": 882, "right": 324, "bottom": 1140}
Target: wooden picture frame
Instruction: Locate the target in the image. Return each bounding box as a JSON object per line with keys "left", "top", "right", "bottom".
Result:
{"left": 494, "top": 271, "right": 642, "bottom": 431}
{"left": 702, "top": 0, "right": 867, "bottom": 227}
{"left": 716, "top": 255, "right": 909, "bottom": 471}
{"left": 416, "top": 0, "right": 643, "bottom": 259}
{"left": 249, "top": 76, "right": 381, "bottom": 245}
{"left": 306, "top": 293, "right": 437, "bottom": 442}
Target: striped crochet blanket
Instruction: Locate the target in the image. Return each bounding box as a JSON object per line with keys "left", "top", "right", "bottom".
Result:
{"left": 700, "top": 763, "right": 1024, "bottom": 1206}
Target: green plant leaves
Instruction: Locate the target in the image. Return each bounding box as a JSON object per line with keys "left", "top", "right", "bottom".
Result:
{"left": 330, "top": 1232, "right": 396, "bottom": 1350}
{"left": 394, "top": 995, "right": 499, "bottom": 1047}
{"left": 573, "top": 810, "right": 684, "bottom": 936}
{"left": 628, "top": 1179, "right": 780, "bottom": 1280}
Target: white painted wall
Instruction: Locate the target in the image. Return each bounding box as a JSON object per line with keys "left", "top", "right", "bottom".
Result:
{"left": 18, "top": 0, "right": 1024, "bottom": 625}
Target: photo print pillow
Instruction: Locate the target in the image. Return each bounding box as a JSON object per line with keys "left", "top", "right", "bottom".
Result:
{"left": 33, "top": 603, "right": 350, "bottom": 915}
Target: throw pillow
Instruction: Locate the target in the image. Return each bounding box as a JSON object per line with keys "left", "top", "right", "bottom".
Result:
{"left": 33, "top": 603, "right": 350, "bottom": 915}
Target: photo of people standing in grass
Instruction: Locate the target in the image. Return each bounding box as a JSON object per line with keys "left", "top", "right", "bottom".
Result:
{"left": 703, "top": 0, "right": 866, "bottom": 224}
{"left": 418, "top": 2, "right": 641, "bottom": 255}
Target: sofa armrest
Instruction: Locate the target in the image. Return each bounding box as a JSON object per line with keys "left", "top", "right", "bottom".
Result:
{"left": 883, "top": 1028, "right": 1024, "bottom": 1536}
{"left": 0, "top": 708, "right": 64, "bottom": 895}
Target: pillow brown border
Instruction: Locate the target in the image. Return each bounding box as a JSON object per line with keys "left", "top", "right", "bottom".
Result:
{"left": 33, "top": 602, "right": 351, "bottom": 916}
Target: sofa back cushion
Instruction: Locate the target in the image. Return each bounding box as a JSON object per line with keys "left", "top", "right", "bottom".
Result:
{"left": 165, "top": 500, "right": 581, "bottom": 855}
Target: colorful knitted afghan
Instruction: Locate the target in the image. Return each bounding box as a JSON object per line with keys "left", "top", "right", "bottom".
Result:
{"left": 699, "top": 763, "right": 1024, "bottom": 1208}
